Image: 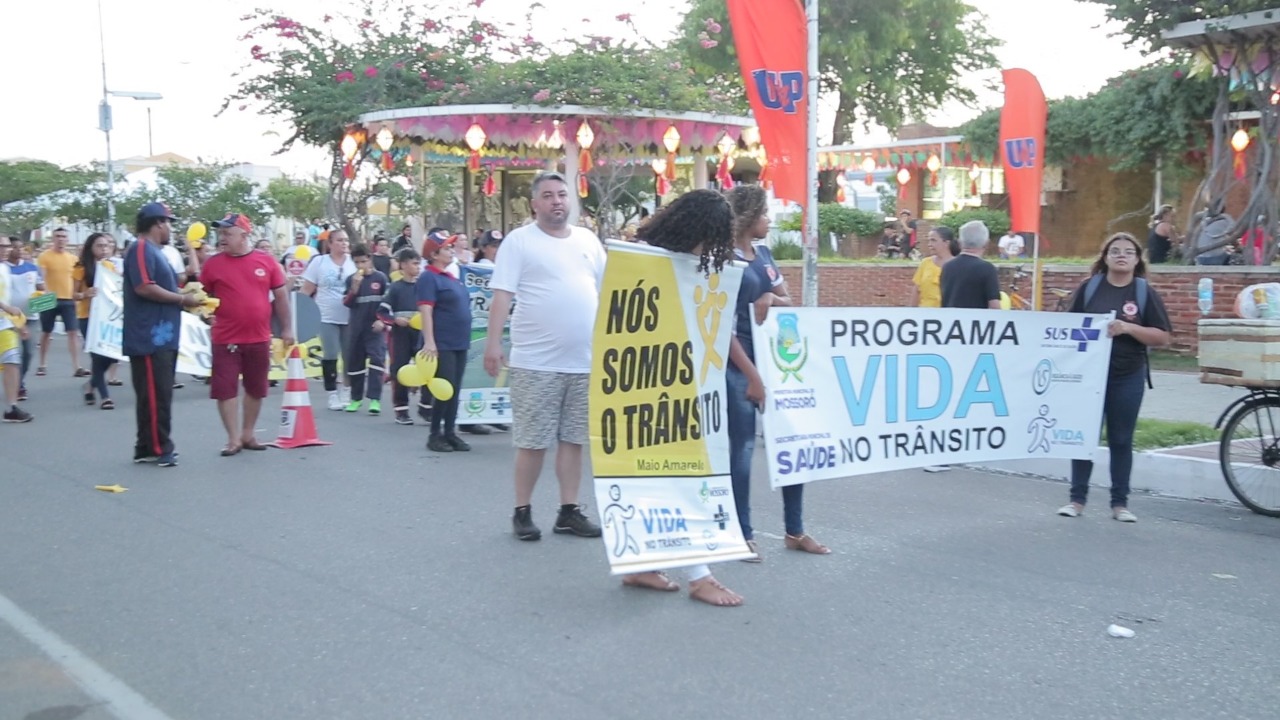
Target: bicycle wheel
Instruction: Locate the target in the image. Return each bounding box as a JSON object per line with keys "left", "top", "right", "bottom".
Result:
{"left": 1220, "top": 400, "right": 1280, "bottom": 517}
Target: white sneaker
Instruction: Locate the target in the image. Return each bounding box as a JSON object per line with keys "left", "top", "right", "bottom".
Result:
{"left": 339, "top": 385, "right": 352, "bottom": 405}
{"left": 922, "top": 465, "right": 951, "bottom": 473}
{"left": 1057, "top": 504, "right": 1083, "bottom": 517}
{"left": 327, "top": 391, "right": 343, "bottom": 411}
{"left": 1113, "top": 509, "right": 1137, "bottom": 523}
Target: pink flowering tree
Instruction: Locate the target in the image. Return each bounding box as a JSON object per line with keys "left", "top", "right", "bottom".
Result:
{"left": 225, "top": 1, "right": 742, "bottom": 234}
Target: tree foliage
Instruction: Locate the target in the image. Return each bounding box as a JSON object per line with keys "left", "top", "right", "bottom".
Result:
{"left": 675, "top": 0, "right": 1001, "bottom": 142}
{"left": 959, "top": 60, "right": 1218, "bottom": 171}
{"left": 262, "top": 176, "right": 327, "bottom": 222}
{"left": 936, "top": 207, "right": 1010, "bottom": 237}
{"left": 1082, "top": 1, "right": 1280, "bottom": 49}
{"left": 0, "top": 161, "right": 98, "bottom": 206}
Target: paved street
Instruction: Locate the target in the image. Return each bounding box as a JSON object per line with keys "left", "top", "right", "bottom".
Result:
{"left": 3, "top": 357, "right": 1280, "bottom": 720}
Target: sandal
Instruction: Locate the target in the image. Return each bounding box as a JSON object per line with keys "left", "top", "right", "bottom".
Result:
{"left": 688, "top": 576, "right": 744, "bottom": 607}
{"left": 241, "top": 440, "right": 269, "bottom": 451}
{"left": 621, "top": 571, "right": 680, "bottom": 592}
{"left": 108, "top": 379, "right": 123, "bottom": 387}
{"left": 74, "top": 368, "right": 90, "bottom": 377}
{"left": 100, "top": 399, "right": 115, "bottom": 410}
{"left": 740, "top": 539, "right": 763, "bottom": 563}
{"left": 784, "top": 533, "right": 832, "bottom": 555}
{"left": 220, "top": 445, "right": 242, "bottom": 457}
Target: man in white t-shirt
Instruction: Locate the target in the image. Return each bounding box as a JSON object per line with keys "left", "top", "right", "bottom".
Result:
{"left": 486, "top": 172, "right": 605, "bottom": 541}
{"left": 302, "top": 229, "right": 357, "bottom": 410}
{"left": 998, "top": 230, "right": 1025, "bottom": 259}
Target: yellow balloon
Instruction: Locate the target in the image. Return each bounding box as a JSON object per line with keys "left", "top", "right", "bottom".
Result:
{"left": 426, "top": 377, "right": 454, "bottom": 402}
{"left": 409, "top": 313, "right": 422, "bottom": 330}
{"left": 294, "top": 245, "right": 313, "bottom": 262}
{"left": 396, "top": 363, "right": 427, "bottom": 387}
{"left": 186, "top": 222, "right": 207, "bottom": 242}
{"left": 999, "top": 291, "right": 1012, "bottom": 311}
{"left": 414, "top": 352, "right": 438, "bottom": 378}
{"left": 189, "top": 237, "right": 203, "bottom": 250}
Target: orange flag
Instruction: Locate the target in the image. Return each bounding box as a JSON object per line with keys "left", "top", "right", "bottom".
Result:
{"left": 998, "top": 69, "right": 1048, "bottom": 235}
{"left": 728, "top": 0, "right": 808, "bottom": 208}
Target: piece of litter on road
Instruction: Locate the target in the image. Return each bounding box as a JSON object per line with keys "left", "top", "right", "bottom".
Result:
{"left": 1211, "top": 573, "right": 1237, "bottom": 580}
{"left": 94, "top": 484, "right": 128, "bottom": 493}
{"left": 1107, "top": 624, "right": 1135, "bottom": 638}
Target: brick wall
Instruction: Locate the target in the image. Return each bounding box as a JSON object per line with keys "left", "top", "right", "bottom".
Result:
{"left": 777, "top": 263, "right": 1280, "bottom": 352}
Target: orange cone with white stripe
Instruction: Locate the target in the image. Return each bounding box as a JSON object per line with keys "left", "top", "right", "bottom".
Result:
{"left": 269, "top": 345, "right": 331, "bottom": 449}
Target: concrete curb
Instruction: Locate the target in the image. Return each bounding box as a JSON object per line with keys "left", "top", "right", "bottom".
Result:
{"left": 970, "top": 443, "right": 1243, "bottom": 506}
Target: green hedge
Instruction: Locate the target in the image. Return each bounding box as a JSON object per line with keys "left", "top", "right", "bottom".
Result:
{"left": 777, "top": 204, "right": 884, "bottom": 239}
{"left": 935, "top": 208, "right": 1011, "bottom": 238}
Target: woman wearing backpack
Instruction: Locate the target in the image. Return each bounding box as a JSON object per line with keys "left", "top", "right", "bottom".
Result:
{"left": 1058, "top": 233, "right": 1171, "bottom": 522}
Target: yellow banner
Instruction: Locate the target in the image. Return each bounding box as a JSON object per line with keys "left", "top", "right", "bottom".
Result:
{"left": 589, "top": 242, "right": 751, "bottom": 574}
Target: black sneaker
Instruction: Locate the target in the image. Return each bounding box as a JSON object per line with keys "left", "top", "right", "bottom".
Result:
{"left": 461, "top": 424, "right": 492, "bottom": 435}
{"left": 554, "top": 505, "right": 602, "bottom": 538}
{"left": 134, "top": 451, "right": 180, "bottom": 464}
{"left": 444, "top": 434, "right": 471, "bottom": 452}
{"left": 427, "top": 434, "right": 453, "bottom": 453}
{"left": 513, "top": 506, "right": 541, "bottom": 541}
{"left": 3, "top": 406, "right": 33, "bottom": 423}
{"left": 17, "top": 387, "right": 28, "bottom": 401}
{"left": 417, "top": 403, "right": 433, "bottom": 423}
{"left": 394, "top": 409, "right": 413, "bottom": 425}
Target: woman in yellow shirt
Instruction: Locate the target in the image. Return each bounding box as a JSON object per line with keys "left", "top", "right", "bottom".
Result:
{"left": 73, "top": 233, "right": 120, "bottom": 409}
{"left": 909, "top": 226, "right": 959, "bottom": 307}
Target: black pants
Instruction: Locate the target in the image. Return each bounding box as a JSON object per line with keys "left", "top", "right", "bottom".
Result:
{"left": 387, "top": 328, "right": 421, "bottom": 410}
{"left": 431, "top": 349, "right": 468, "bottom": 436}
{"left": 129, "top": 349, "right": 177, "bottom": 459}
{"left": 345, "top": 330, "right": 386, "bottom": 402}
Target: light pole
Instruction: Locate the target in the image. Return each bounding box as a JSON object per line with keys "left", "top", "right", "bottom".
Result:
{"left": 98, "top": 0, "right": 161, "bottom": 235}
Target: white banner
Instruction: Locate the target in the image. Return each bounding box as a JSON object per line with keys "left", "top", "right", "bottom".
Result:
{"left": 590, "top": 242, "right": 753, "bottom": 574}
{"left": 86, "top": 262, "right": 213, "bottom": 377}
{"left": 753, "top": 308, "right": 1114, "bottom": 488}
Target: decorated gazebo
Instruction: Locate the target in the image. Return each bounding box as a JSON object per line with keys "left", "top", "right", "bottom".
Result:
{"left": 352, "top": 104, "right": 759, "bottom": 234}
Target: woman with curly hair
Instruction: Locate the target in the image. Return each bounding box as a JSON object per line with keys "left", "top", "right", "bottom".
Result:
{"left": 630, "top": 189, "right": 745, "bottom": 607}
{"left": 726, "top": 184, "right": 830, "bottom": 560}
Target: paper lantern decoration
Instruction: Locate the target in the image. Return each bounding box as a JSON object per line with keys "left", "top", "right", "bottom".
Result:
{"left": 482, "top": 172, "right": 496, "bottom": 197}
{"left": 464, "top": 123, "right": 486, "bottom": 171}
{"left": 741, "top": 126, "right": 760, "bottom": 146}
{"left": 1232, "top": 128, "right": 1250, "bottom": 179}
{"left": 896, "top": 167, "right": 911, "bottom": 202}
{"left": 926, "top": 153, "right": 941, "bottom": 187}
{"left": 861, "top": 156, "right": 876, "bottom": 186}
{"left": 340, "top": 133, "right": 359, "bottom": 162}
{"left": 651, "top": 158, "right": 670, "bottom": 196}
{"left": 376, "top": 127, "right": 395, "bottom": 171}
{"left": 662, "top": 125, "right": 680, "bottom": 181}
{"left": 576, "top": 120, "right": 595, "bottom": 174}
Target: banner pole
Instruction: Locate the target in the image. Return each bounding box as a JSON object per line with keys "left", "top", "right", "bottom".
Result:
{"left": 802, "top": 0, "right": 820, "bottom": 307}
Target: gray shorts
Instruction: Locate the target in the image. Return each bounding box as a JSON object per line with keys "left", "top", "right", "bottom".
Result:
{"left": 317, "top": 322, "right": 349, "bottom": 362}
{"left": 509, "top": 368, "right": 590, "bottom": 450}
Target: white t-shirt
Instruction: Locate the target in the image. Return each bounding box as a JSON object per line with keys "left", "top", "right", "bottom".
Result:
{"left": 301, "top": 254, "right": 357, "bottom": 325}
{"left": 998, "top": 233, "right": 1024, "bottom": 256}
{"left": 490, "top": 224, "right": 606, "bottom": 373}
{"left": 0, "top": 263, "right": 12, "bottom": 332}
{"left": 161, "top": 244, "right": 186, "bottom": 277}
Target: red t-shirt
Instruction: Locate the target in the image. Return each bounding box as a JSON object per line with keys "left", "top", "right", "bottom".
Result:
{"left": 200, "top": 251, "right": 286, "bottom": 344}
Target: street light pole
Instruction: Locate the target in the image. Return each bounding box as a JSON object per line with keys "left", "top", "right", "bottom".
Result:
{"left": 98, "top": 0, "right": 115, "bottom": 236}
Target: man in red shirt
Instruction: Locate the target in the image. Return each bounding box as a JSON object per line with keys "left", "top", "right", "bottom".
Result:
{"left": 200, "top": 213, "right": 293, "bottom": 455}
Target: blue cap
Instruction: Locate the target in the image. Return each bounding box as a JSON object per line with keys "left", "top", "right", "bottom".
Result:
{"left": 137, "top": 202, "right": 177, "bottom": 221}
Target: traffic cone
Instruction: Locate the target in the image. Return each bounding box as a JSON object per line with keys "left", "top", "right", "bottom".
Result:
{"left": 269, "top": 345, "right": 331, "bottom": 449}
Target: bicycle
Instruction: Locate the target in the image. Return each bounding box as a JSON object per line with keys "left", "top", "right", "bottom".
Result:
{"left": 1215, "top": 387, "right": 1280, "bottom": 516}
{"left": 1003, "top": 265, "right": 1072, "bottom": 311}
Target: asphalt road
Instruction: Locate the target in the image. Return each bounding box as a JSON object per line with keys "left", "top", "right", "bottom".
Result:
{"left": 3, "top": 354, "right": 1280, "bottom": 720}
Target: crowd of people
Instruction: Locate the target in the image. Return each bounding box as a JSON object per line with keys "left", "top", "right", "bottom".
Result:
{"left": 1, "top": 174, "right": 1176, "bottom": 606}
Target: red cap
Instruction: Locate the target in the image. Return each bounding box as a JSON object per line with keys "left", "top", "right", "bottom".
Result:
{"left": 212, "top": 213, "right": 254, "bottom": 234}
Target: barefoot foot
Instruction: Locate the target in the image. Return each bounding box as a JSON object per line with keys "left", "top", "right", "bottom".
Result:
{"left": 621, "top": 571, "right": 680, "bottom": 592}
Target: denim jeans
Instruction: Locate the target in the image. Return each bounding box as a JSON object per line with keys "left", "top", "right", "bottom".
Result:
{"left": 19, "top": 335, "right": 31, "bottom": 389}
{"left": 1070, "top": 368, "right": 1146, "bottom": 508}
{"left": 727, "top": 366, "right": 806, "bottom": 540}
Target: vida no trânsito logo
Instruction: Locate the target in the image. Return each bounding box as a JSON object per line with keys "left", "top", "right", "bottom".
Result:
{"left": 770, "top": 312, "right": 808, "bottom": 383}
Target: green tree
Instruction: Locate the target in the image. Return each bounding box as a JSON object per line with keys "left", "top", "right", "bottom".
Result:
{"left": 1082, "top": 1, "right": 1278, "bottom": 49}
{"left": 959, "top": 61, "right": 1217, "bottom": 173}
{"left": 0, "top": 161, "right": 98, "bottom": 206}
{"left": 676, "top": 0, "right": 1000, "bottom": 143}
{"left": 262, "top": 176, "right": 327, "bottom": 222}
{"left": 149, "top": 164, "right": 272, "bottom": 225}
